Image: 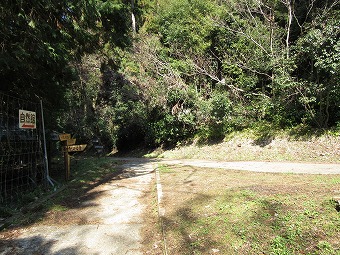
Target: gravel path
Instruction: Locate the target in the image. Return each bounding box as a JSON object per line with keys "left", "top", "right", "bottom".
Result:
{"left": 0, "top": 161, "right": 155, "bottom": 255}
{"left": 160, "top": 159, "right": 340, "bottom": 174}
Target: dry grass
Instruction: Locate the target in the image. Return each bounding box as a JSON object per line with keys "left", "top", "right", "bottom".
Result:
{"left": 155, "top": 164, "right": 340, "bottom": 255}
{"left": 159, "top": 132, "right": 340, "bottom": 163}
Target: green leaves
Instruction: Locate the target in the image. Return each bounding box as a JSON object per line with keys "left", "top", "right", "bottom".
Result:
{"left": 0, "top": 0, "right": 100, "bottom": 99}
{"left": 2, "top": 0, "right": 339, "bottom": 149}
{"left": 99, "top": 0, "right": 132, "bottom": 48}
{"left": 290, "top": 8, "right": 340, "bottom": 127}
{"left": 152, "top": 0, "right": 216, "bottom": 54}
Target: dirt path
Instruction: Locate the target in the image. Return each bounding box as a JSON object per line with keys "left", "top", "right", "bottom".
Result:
{"left": 0, "top": 161, "right": 155, "bottom": 255}
{"left": 113, "top": 158, "right": 340, "bottom": 174}
{"left": 0, "top": 158, "right": 339, "bottom": 255}
{"left": 159, "top": 159, "right": 340, "bottom": 174}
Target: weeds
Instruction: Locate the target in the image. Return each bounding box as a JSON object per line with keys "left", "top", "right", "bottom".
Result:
{"left": 159, "top": 166, "right": 340, "bottom": 254}
{"left": 1, "top": 156, "right": 120, "bottom": 228}
{"left": 160, "top": 130, "right": 340, "bottom": 163}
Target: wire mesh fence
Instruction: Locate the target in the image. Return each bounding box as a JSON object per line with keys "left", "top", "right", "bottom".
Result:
{"left": 0, "top": 92, "right": 46, "bottom": 204}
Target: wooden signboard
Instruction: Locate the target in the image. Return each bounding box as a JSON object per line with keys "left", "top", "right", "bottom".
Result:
{"left": 59, "top": 134, "right": 71, "bottom": 141}
{"left": 63, "top": 144, "right": 87, "bottom": 152}
{"left": 59, "top": 133, "right": 86, "bottom": 181}
{"left": 66, "top": 138, "right": 76, "bottom": 146}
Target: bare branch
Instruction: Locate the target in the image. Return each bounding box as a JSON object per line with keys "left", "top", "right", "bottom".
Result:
{"left": 245, "top": 1, "right": 258, "bottom": 26}
{"left": 192, "top": 61, "right": 245, "bottom": 93}
{"left": 218, "top": 24, "right": 270, "bottom": 56}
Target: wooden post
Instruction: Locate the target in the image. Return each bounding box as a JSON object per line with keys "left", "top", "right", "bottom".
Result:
{"left": 59, "top": 133, "right": 86, "bottom": 181}
{"left": 64, "top": 150, "right": 71, "bottom": 181}
{"left": 59, "top": 134, "right": 71, "bottom": 181}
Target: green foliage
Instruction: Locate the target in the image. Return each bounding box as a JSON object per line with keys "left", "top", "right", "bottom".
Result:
{"left": 149, "top": 114, "right": 180, "bottom": 145}
{"left": 0, "top": 0, "right": 135, "bottom": 149}
{"left": 1, "top": 0, "right": 339, "bottom": 150}
{"left": 210, "top": 92, "right": 232, "bottom": 121}
{"left": 99, "top": 1, "right": 132, "bottom": 48}
{"left": 57, "top": 54, "right": 101, "bottom": 141}
{"left": 118, "top": 0, "right": 339, "bottom": 147}
{"left": 292, "top": 9, "right": 340, "bottom": 127}
{"left": 0, "top": 0, "right": 100, "bottom": 104}
{"left": 147, "top": 88, "right": 198, "bottom": 146}
{"left": 270, "top": 236, "right": 293, "bottom": 255}
{"left": 195, "top": 92, "right": 233, "bottom": 141}
{"left": 151, "top": 0, "right": 216, "bottom": 54}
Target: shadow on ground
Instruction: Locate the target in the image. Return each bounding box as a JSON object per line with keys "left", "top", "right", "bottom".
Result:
{"left": 1, "top": 157, "right": 154, "bottom": 230}
{"left": 0, "top": 236, "right": 81, "bottom": 255}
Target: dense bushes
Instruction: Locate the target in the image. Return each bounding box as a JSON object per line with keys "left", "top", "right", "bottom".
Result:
{"left": 63, "top": 0, "right": 340, "bottom": 149}
{"left": 2, "top": 0, "right": 338, "bottom": 150}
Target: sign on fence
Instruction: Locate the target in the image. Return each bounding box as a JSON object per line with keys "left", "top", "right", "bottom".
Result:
{"left": 1, "top": 92, "right": 45, "bottom": 204}
{"left": 19, "top": 109, "right": 36, "bottom": 129}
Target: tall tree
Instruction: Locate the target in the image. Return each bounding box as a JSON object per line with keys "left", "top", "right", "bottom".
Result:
{"left": 0, "top": 0, "right": 99, "bottom": 106}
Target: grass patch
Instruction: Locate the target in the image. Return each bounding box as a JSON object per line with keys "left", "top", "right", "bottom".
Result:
{"left": 157, "top": 164, "right": 174, "bottom": 173}
{"left": 159, "top": 165, "right": 340, "bottom": 255}
{"left": 1, "top": 156, "right": 121, "bottom": 228}
{"left": 49, "top": 204, "right": 68, "bottom": 212}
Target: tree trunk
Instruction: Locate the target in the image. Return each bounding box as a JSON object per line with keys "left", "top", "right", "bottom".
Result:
{"left": 131, "top": 0, "right": 136, "bottom": 34}
{"left": 285, "top": 0, "right": 292, "bottom": 59}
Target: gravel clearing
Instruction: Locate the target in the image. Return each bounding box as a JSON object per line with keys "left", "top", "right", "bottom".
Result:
{"left": 0, "top": 158, "right": 339, "bottom": 255}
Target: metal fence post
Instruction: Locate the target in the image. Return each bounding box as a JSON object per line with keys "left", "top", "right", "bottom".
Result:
{"left": 40, "top": 100, "right": 55, "bottom": 187}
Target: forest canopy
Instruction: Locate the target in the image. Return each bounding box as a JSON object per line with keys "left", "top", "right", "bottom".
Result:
{"left": 1, "top": 0, "right": 339, "bottom": 150}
